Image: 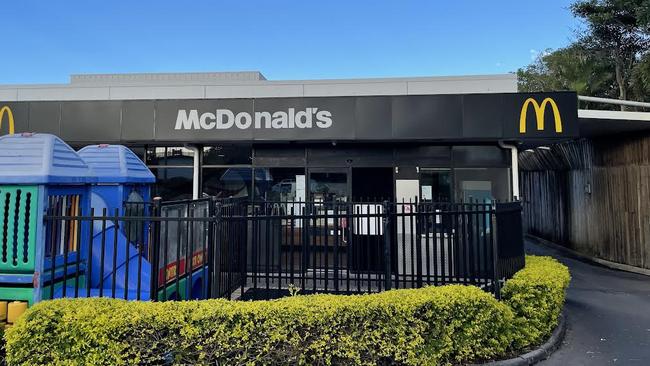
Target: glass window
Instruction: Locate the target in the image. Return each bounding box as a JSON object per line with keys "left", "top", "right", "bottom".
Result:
{"left": 203, "top": 144, "right": 252, "bottom": 166}
{"left": 150, "top": 167, "right": 193, "bottom": 201}
{"left": 453, "top": 168, "right": 510, "bottom": 202}
{"left": 420, "top": 169, "right": 452, "bottom": 202}
{"left": 146, "top": 146, "right": 194, "bottom": 166}
{"left": 123, "top": 189, "right": 145, "bottom": 245}
{"left": 254, "top": 168, "right": 306, "bottom": 201}
{"left": 202, "top": 167, "right": 252, "bottom": 199}
{"left": 309, "top": 172, "right": 348, "bottom": 203}
{"left": 128, "top": 146, "right": 146, "bottom": 161}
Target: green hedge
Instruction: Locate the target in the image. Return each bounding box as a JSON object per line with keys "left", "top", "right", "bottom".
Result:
{"left": 5, "top": 256, "right": 569, "bottom": 366}
{"left": 501, "top": 255, "right": 571, "bottom": 349}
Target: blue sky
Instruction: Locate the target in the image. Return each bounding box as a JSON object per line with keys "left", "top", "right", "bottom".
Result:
{"left": 1, "top": 0, "right": 579, "bottom": 84}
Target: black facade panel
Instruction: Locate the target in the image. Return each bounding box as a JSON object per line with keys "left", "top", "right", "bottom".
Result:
{"left": 501, "top": 91, "right": 578, "bottom": 139}
{"left": 394, "top": 166, "right": 419, "bottom": 179}
{"left": 253, "top": 145, "right": 306, "bottom": 167}
{"left": 0, "top": 91, "right": 579, "bottom": 142}
{"left": 391, "top": 95, "right": 463, "bottom": 140}
{"left": 307, "top": 146, "right": 394, "bottom": 167}
{"left": 60, "top": 101, "right": 122, "bottom": 142}
{"left": 0, "top": 102, "right": 28, "bottom": 135}
{"left": 355, "top": 97, "right": 392, "bottom": 140}
{"left": 452, "top": 146, "right": 509, "bottom": 167}
{"left": 122, "top": 100, "right": 155, "bottom": 141}
{"left": 395, "top": 145, "right": 452, "bottom": 167}
{"left": 462, "top": 94, "right": 504, "bottom": 139}
{"left": 28, "top": 102, "right": 60, "bottom": 135}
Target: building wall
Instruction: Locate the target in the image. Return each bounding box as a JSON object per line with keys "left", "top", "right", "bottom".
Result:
{"left": 520, "top": 135, "right": 650, "bottom": 269}
{"left": 0, "top": 73, "right": 517, "bottom": 101}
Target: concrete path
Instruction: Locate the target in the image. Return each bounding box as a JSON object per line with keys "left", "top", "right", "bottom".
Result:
{"left": 526, "top": 240, "right": 650, "bottom": 365}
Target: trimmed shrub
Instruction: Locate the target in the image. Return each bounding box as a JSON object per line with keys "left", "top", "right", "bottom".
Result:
{"left": 501, "top": 255, "right": 571, "bottom": 349}
{"left": 5, "top": 255, "right": 569, "bottom": 366}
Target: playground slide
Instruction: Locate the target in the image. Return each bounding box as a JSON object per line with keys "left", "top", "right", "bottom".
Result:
{"left": 88, "top": 228, "right": 151, "bottom": 299}
{"left": 84, "top": 193, "right": 151, "bottom": 299}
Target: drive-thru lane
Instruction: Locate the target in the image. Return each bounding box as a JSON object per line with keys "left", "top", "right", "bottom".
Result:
{"left": 526, "top": 239, "right": 650, "bottom": 365}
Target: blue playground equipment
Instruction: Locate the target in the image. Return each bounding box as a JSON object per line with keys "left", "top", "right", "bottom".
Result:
{"left": 0, "top": 133, "right": 212, "bottom": 308}
{"left": 0, "top": 133, "right": 94, "bottom": 305}
{"left": 79, "top": 144, "right": 209, "bottom": 301}
{"left": 78, "top": 144, "right": 156, "bottom": 300}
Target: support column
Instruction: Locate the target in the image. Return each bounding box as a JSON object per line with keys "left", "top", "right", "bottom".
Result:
{"left": 498, "top": 141, "right": 519, "bottom": 200}
{"left": 188, "top": 145, "right": 201, "bottom": 199}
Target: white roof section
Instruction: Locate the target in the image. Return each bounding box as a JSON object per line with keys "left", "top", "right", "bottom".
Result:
{"left": 0, "top": 72, "right": 517, "bottom": 101}
{"left": 579, "top": 109, "right": 650, "bottom": 121}
{"left": 70, "top": 71, "right": 267, "bottom": 85}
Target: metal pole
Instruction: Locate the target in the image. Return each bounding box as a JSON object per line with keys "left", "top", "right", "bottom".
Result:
{"left": 150, "top": 197, "right": 162, "bottom": 301}
{"left": 491, "top": 203, "right": 501, "bottom": 300}
{"left": 578, "top": 95, "right": 650, "bottom": 108}
{"left": 382, "top": 201, "right": 392, "bottom": 291}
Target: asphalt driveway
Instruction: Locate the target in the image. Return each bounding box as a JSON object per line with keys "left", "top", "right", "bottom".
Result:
{"left": 526, "top": 240, "right": 650, "bottom": 365}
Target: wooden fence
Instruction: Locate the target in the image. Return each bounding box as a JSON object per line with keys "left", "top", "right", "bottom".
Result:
{"left": 520, "top": 134, "right": 650, "bottom": 269}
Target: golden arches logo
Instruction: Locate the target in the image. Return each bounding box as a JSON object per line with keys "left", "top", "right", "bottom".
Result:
{"left": 519, "top": 98, "right": 562, "bottom": 134}
{"left": 0, "top": 106, "right": 15, "bottom": 135}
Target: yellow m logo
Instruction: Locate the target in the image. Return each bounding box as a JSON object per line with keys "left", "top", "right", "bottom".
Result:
{"left": 519, "top": 97, "right": 562, "bottom": 134}
{"left": 0, "top": 106, "right": 15, "bottom": 135}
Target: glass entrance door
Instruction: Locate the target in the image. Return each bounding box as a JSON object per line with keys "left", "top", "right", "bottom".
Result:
{"left": 308, "top": 169, "right": 349, "bottom": 203}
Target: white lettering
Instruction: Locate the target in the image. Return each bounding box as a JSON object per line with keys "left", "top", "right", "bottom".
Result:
{"left": 235, "top": 112, "right": 252, "bottom": 129}
{"left": 271, "top": 111, "right": 288, "bottom": 129}
{"left": 199, "top": 112, "right": 216, "bottom": 129}
{"left": 216, "top": 109, "right": 234, "bottom": 129}
{"left": 288, "top": 108, "right": 295, "bottom": 128}
{"left": 255, "top": 111, "right": 271, "bottom": 129}
{"left": 295, "top": 108, "right": 313, "bottom": 128}
{"left": 175, "top": 108, "right": 332, "bottom": 130}
{"left": 175, "top": 110, "right": 200, "bottom": 130}
{"left": 316, "top": 110, "right": 333, "bottom": 128}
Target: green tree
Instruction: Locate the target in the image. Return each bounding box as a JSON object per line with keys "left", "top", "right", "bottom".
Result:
{"left": 518, "top": 0, "right": 650, "bottom": 108}
{"left": 572, "top": 0, "right": 650, "bottom": 106}
{"left": 517, "top": 44, "right": 617, "bottom": 98}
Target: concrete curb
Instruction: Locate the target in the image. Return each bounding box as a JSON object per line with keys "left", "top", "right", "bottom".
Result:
{"left": 527, "top": 234, "right": 650, "bottom": 277}
{"left": 476, "top": 313, "right": 566, "bottom": 366}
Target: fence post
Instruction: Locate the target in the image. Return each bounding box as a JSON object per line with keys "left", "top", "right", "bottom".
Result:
{"left": 382, "top": 201, "right": 392, "bottom": 291}
{"left": 205, "top": 197, "right": 217, "bottom": 298}
{"left": 149, "top": 197, "right": 162, "bottom": 301}
{"left": 414, "top": 197, "right": 423, "bottom": 288}
{"left": 491, "top": 202, "right": 501, "bottom": 300}
{"left": 213, "top": 199, "right": 223, "bottom": 298}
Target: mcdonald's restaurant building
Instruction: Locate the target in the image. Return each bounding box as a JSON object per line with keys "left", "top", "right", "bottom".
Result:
{"left": 0, "top": 72, "right": 579, "bottom": 204}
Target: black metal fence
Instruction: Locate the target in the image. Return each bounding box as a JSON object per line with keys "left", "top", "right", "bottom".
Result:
{"left": 41, "top": 198, "right": 525, "bottom": 302}
{"left": 230, "top": 200, "right": 523, "bottom": 299}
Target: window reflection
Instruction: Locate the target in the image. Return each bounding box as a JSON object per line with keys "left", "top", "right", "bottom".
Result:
{"left": 146, "top": 146, "right": 194, "bottom": 166}
{"left": 150, "top": 167, "right": 193, "bottom": 201}
{"left": 202, "top": 168, "right": 252, "bottom": 199}
{"left": 309, "top": 172, "right": 348, "bottom": 203}
{"left": 203, "top": 145, "right": 251, "bottom": 166}
{"left": 254, "top": 168, "right": 306, "bottom": 201}
{"left": 454, "top": 168, "right": 510, "bottom": 202}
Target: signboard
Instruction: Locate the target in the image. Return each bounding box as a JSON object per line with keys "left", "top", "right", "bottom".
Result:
{"left": 0, "top": 91, "right": 578, "bottom": 142}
